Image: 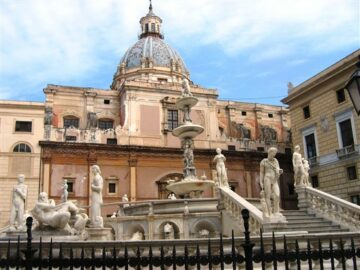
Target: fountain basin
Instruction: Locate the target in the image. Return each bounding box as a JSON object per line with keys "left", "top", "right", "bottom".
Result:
{"left": 166, "top": 180, "right": 214, "bottom": 198}
{"left": 172, "top": 123, "right": 204, "bottom": 139}
{"left": 176, "top": 96, "right": 198, "bottom": 110}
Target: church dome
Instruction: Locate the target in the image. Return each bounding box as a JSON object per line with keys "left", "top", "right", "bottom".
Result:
{"left": 111, "top": 2, "right": 190, "bottom": 90}
{"left": 120, "top": 37, "right": 188, "bottom": 73}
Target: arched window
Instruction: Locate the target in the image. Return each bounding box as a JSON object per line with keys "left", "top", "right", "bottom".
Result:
{"left": 98, "top": 119, "right": 114, "bottom": 130}
{"left": 63, "top": 116, "right": 79, "bottom": 128}
{"left": 13, "top": 143, "right": 31, "bottom": 153}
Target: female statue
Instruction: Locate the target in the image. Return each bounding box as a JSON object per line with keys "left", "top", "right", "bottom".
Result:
{"left": 90, "top": 165, "right": 104, "bottom": 227}
{"left": 213, "top": 148, "right": 229, "bottom": 187}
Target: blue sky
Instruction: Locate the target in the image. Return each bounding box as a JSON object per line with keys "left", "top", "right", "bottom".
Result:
{"left": 0, "top": 0, "right": 359, "bottom": 105}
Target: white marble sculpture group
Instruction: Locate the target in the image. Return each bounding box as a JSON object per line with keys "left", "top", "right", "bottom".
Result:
{"left": 292, "top": 145, "right": 311, "bottom": 187}
{"left": 8, "top": 145, "right": 313, "bottom": 235}
{"left": 8, "top": 164, "right": 105, "bottom": 236}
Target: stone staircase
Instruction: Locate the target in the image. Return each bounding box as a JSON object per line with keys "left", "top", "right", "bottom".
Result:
{"left": 282, "top": 210, "right": 349, "bottom": 233}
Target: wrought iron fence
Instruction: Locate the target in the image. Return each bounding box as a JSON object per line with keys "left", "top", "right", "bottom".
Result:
{"left": 0, "top": 209, "right": 359, "bottom": 269}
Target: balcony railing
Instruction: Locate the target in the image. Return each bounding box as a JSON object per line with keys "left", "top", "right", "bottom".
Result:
{"left": 308, "top": 156, "right": 319, "bottom": 167}
{"left": 336, "top": 144, "right": 359, "bottom": 159}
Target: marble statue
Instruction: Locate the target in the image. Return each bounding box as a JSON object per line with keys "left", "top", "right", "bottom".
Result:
{"left": 110, "top": 212, "right": 117, "bottom": 218}
{"left": 183, "top": 105, "right": 192, "bottom": 123}
{"left": 198, "top": 229, "right": 210, "bottom": 238}
{"left": 61, "top": 179, "right": 69, "bottom": 202}
{"left": 130, "top": 231, "right": 144, "bottom": 241}
{"left": 122, "top": 194, "right": 129, "bottom": 207}
{"left": 181, "top": 76, "right": 192, "bottom": 97}
{"left": 90, "top": 165, "right": 104, "bottom": 228}
{"left": 87, "top": 112, "right": 97, "bottom": 129}
{"left": 167, "top": 193, "right": 177, "bottom": 200}
{"left": 44, "top": 107, "right": 53, "bottom": 126}
{"left": 302, "top": 158, "right": 311, "bottom": 186}
{"left": 259, "top": 147, "right": 283, "bottom": 219}
{"left": 9, "top": 174, "right": 28, "bottom": 231}
{"left": 31, "top": 192, "right": 85, "bottom": 231}
{"left": 184, "top": 142, "right": 194, "bottom": 168}
{"left": 164, "top": 223, "right": 175, "bottom": 239}
{"left": 292, "top": 145, "right": 305, "bottom": 186}
{"left": 213, "top": 148, "right": 229, "bottom": 187}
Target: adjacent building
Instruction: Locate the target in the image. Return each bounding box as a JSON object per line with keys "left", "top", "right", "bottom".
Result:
{"left": 282, "top": 50, "right": 360, "bottom": 205}
{"left": 0, "top": 100, "right": 44, "bottom": 228}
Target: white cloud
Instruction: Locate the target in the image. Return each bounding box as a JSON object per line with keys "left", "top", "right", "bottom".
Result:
{"left": 0, "top": 0, "right": 358, "bottom": 100}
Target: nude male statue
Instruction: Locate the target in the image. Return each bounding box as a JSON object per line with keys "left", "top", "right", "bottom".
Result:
{"left": 9, "top": 174, "right": 28, "bottom": 231}
{"left": 260, "top": 147, "right": 283, "bottom": 218}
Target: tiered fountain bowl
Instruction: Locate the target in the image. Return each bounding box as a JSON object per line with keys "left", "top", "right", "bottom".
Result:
{"left": 166, "top": 95, "right": 214, "bottom": 198}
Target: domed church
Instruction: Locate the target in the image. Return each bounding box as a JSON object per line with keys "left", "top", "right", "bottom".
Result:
{"left": 37, "top": 2, "right": 294, "bottom": 218}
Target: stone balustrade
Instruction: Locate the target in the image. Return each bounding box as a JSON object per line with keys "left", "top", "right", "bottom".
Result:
{"left": 296, "top": 185, "right": 360, "bottom": 232}
{"left": 218, "top": 187, "right": 263, "bottom": 235}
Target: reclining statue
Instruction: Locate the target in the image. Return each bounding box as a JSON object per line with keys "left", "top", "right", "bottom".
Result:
{"left": 31, "top": 192, "right": 88, "bottom": 234}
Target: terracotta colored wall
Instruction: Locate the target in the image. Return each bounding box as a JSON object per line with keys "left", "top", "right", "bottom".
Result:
{"left": 140, "top": 105, "right": 160, "bottom": 135}
{"left": 50, "top": 164, "right": 88, "bottom": 198}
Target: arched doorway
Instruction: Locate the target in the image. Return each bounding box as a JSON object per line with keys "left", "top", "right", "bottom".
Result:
{"left": 156, "top": 173, "right": 182, "bottom": 199}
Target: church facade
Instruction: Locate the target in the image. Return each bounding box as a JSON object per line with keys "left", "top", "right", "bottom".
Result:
{"left": 0, "top": 4, "right": 294, "bottom": 226}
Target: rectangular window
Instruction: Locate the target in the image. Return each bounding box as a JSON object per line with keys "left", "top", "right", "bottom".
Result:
{"left": 241, "top": 111, "right": 247, "bottom": 116}
{"left": 339, "top": 119, "right": 354, "bottom": 147}
{"left": 108, "top": 183, "right": 116, "bottom": 194}
{"left": 98, "top": 120, "right": 114, "bottom": 130}
{"left": 336, "top": 89, "right": 346, "bottom": 103}
{"left": 268, "top": 113, "right": 273, "bottom": 118}
{"left": 347, "top": 166, "right": 357, "bottom": 180}
{"left": 151, "top": 23, "right": 155, "bottom": 32}
{"left": 228, "top": 145, "right": 236, "bottom": 151}
{"left": 107, "top": 138, "right": 118, "bottom": 145}
{"left": 15, "top": 121, "right": 32, "bottom": 132}
{"left": 104, "top": 99, "right": 110, "bottom": 104}
{"left": 305, "top": 133, "right": 317, "bottom": 158}
{"left": 303, "top": 105, "right": 310, "bottom": 119}
{"left": 65, "top": 136, "right": 77, "bottom": 142}
{"left": 168, "top": 110, "right": 178, "bottom": 131}
{"left": 64, "top": 118, "right": 79, "bottom": 128}
{"left": 67, "top": 181, "right": 74, "bottom": 193}
{"left": 311, "top": 175, "right": 319, "bottom": 188}
{"left": 350, "top": 195, "right": 360, "bottom": 206}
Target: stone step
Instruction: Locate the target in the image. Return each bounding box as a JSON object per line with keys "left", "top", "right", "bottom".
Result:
{"left": 282, "top": 210, "right": 311, "bottom": 216}
{"left": 283, "top": 215, "right": 322, "bottom": 220}
{"left": 287, "top": 220, "right": 334, "bottom": 228}
{"left": 277, "top": 210, "right": 350, "bottom": 234}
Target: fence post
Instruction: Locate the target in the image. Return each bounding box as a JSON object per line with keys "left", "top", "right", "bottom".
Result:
{"left": 25, "top": 216, "right": 34, "bottom": 270}
{"left": 241, "top": 209, "right": 255, "bottom": 270}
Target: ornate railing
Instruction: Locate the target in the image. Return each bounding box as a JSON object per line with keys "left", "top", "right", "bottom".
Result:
{"left": 336, "top": 144, "right": 360, "bottom": 159}
{"left": 218, "top": 187, "right": 263, "bottom": 234}
{"left": 296, "top": 185, "right": 360, "bottom": 231}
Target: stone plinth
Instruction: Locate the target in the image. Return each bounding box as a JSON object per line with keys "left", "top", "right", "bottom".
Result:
{"left": 86, "top": 227, "right": 113, "bottom": 241}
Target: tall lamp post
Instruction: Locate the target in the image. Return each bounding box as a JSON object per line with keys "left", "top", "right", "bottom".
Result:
{"left": 344, "top": 58, "right": 360, "bottom": 116}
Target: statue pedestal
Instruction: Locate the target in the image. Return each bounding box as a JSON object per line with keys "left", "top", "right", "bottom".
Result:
{"left": 86, "top": 227, "right": 113, "bottom": 241}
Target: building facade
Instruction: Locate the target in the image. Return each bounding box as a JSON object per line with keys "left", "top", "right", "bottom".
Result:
{"left": 0, "top": 100, "right": 44, "bottom": 228}
{"left": 0, "top": 4, "right": 295, "bottom": 227}
{"left": 282, "top": 50, "right": 360, "bottom": 205}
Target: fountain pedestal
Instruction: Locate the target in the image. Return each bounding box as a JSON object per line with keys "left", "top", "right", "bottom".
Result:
{"left": 166, "top": 80, "right": 214, "bottom": 198}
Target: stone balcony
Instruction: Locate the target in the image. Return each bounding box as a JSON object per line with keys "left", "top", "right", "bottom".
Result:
{"left": 336, "top": 144, "right": 360, "bottom": 159}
